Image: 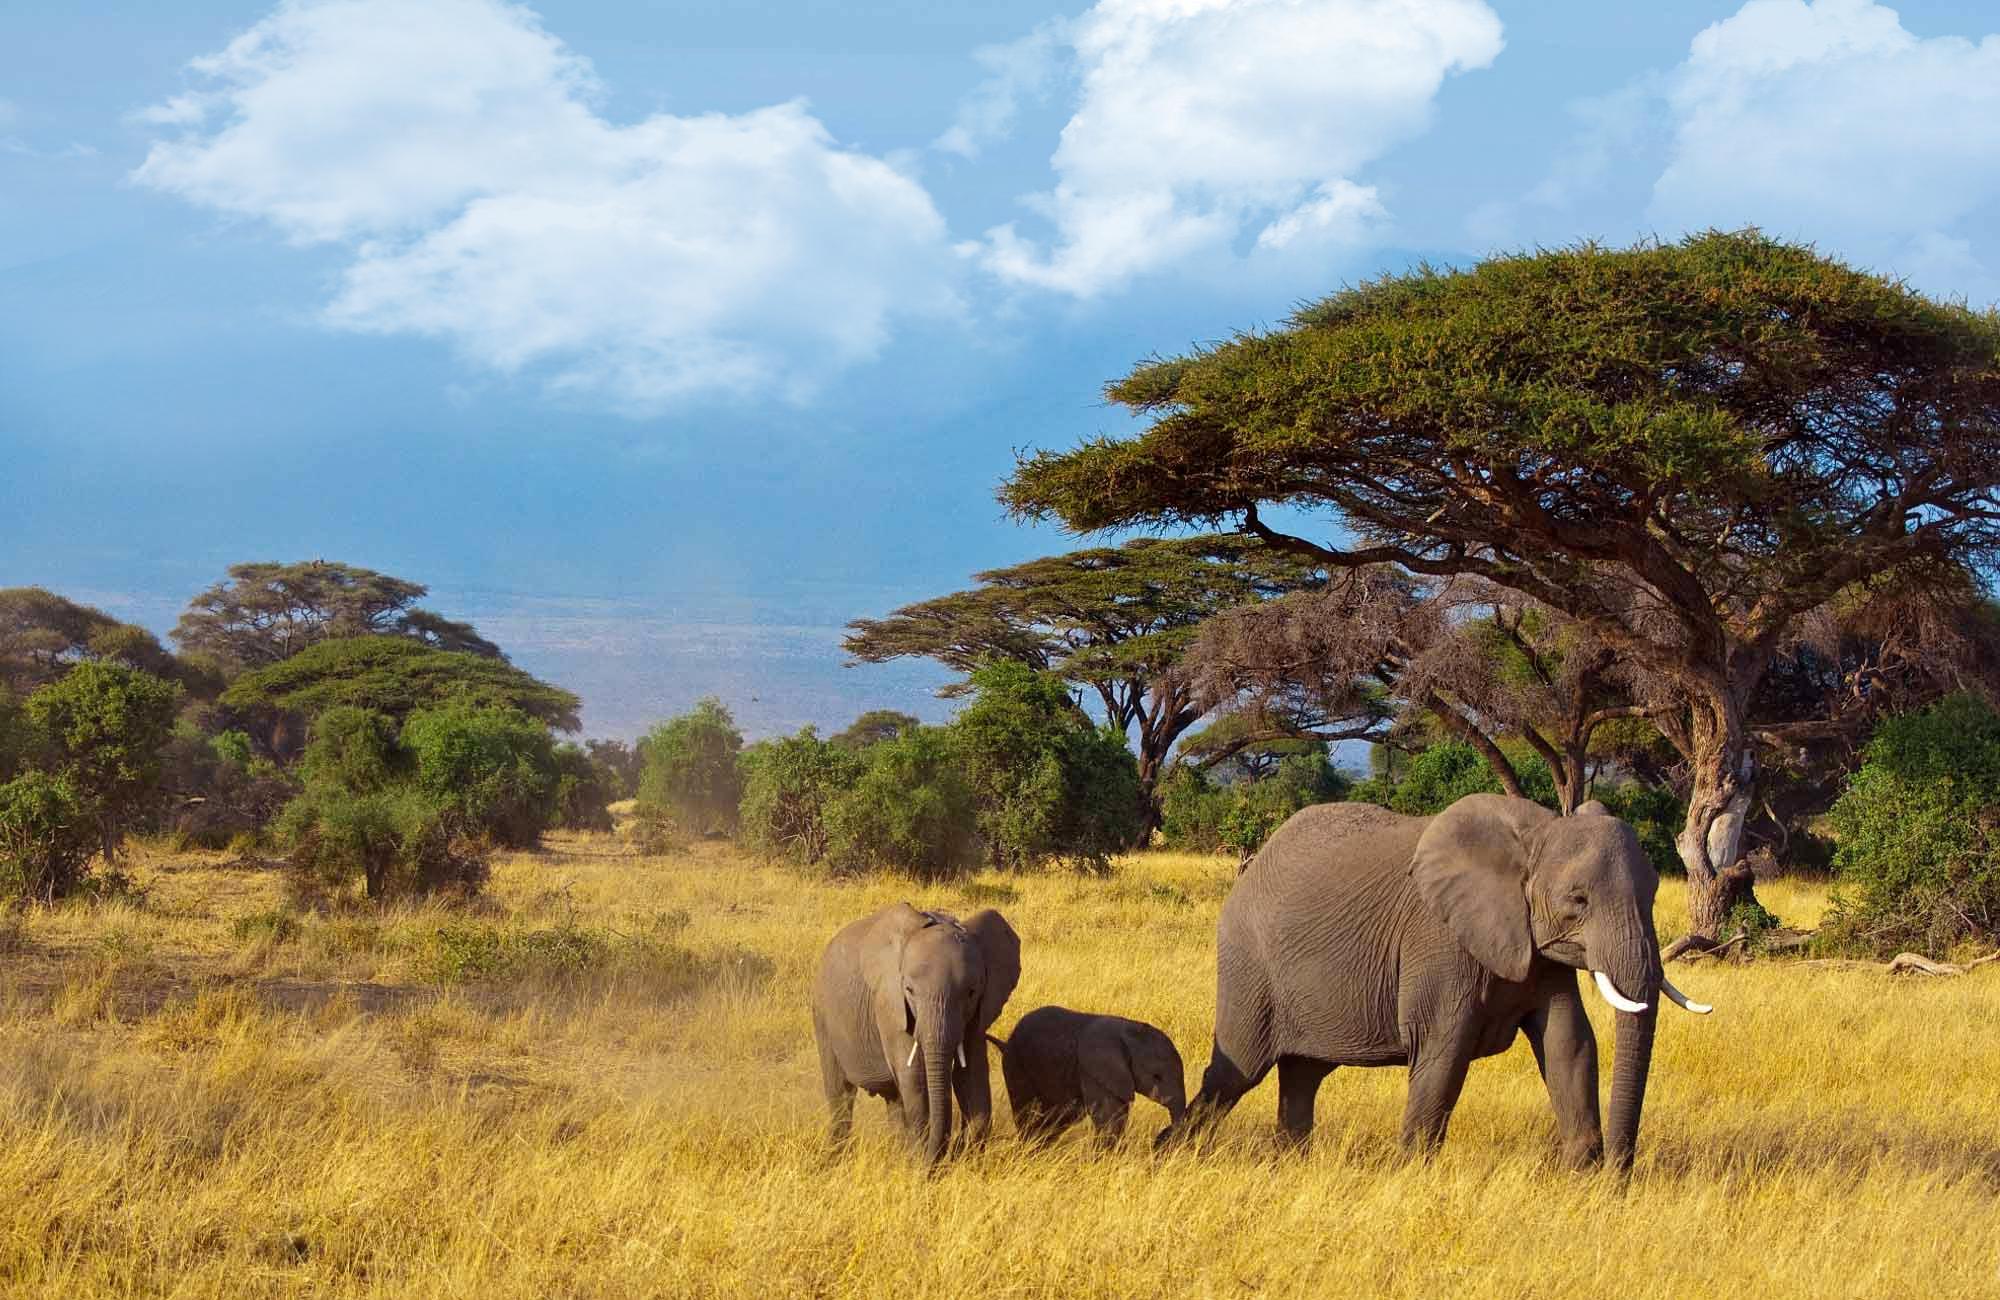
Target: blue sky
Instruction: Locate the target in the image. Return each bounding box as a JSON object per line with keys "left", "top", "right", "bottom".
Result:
{"left": 6, "top": 0, "right": 2000, "bottom": 740}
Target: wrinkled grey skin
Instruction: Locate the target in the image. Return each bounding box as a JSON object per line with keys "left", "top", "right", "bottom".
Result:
{"left": 1159, "top": 794, "right": 1666, "bottom": 1170}
{"left": 812, "top": 903, "right": 1021, "bottom": 1165}
{"left": 996, "top": 1006, "right": 1187, "bottom": 1148}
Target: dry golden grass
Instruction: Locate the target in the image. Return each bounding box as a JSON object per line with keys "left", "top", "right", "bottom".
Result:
{"left": 2, "top": 836, "right": 1998, "bottom": 1298}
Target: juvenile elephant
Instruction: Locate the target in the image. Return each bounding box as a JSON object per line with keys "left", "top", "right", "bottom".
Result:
{"left": 1158, "top": 795, "right": 1711, "bottom": 1170}
{"left": 811, "top": 903, "right": 1020, "bottom": 1165}
{"left": 996, "top": 1006, "right": 1187, "bottom": 1147}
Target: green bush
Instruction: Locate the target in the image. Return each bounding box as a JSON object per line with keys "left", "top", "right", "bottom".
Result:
{"left": 948, "top": 662, "right": 1146, "bottom": 873}
{"left": 401, "top": 700, "right": 557, "bottom": 847}
{"left": 0, "top": 770, "right": 99, "bottom": 901}
{"left": 1219, "top": 752, "right": 1349, "bottom": 856}
{"left": 1820, "top": 694, "right": 2000, "bottom": 957}
{"left": 637, "top": 698, "right": 744, "bottom": 836}
{"left": 276, "top": 708, "right": 485, "bottom": 900}
{"left": 825, "top": 726, "right": 979, "bottom": 880}
{"left": 1158, "top": 766, "right": 1234, "bottom": 852}
{"left": 1589, "top": 780, "right": 1687, "bottom": 877}
{"left": 550, "top": 742, "right": 616, "bottom": 832}
{"left": 24, "top": 661, "right": 182, "bottom": 862}
{"left": 158, "top": 722, "right": 296, "bottom": 849}
{"left": 739, "top": 727, "right": 863, "bottom": 864}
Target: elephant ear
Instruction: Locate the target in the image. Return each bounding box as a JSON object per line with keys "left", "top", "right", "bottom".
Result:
{"left": 1409, "top": 793, "right": 1548, "bottom": 982}
{"left": 962, "top": 909, "right": 1021, "bottom": 1032}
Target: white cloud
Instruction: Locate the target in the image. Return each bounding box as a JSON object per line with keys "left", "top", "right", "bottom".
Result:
{"left": 1650, "top": 0, "right": 2000, "bottom": 292}
{"left": 133, "top": 0, "right": 959, "bottom": 410}
{"left": 933, "top": 24, "right": 1065, "bottom": 159}
{"left": 965, "top": 0, "right": 1504, "bottom": 296}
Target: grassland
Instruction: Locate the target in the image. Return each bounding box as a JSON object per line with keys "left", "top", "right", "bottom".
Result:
{"left": 1, "top": 834, "right": 1997, "bottom": 1298}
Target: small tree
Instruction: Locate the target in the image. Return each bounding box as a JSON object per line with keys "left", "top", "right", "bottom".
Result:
{"left": 637, "top": 698, "right": 745, "bottom": 836}
{"left": 825, "top": 727, "right": 979, "bottom": 879}
{"left": 276, "top": 707, "right": 478, "bottom": 900}
{"left": 25, "top": 662, "right": 182, "bottom": 863}
{"left": 583, "top": 738, "right": 642, "bottom": 799}
{"left": 1, "top": 587, "right": 182, "bottom": 695}
{"left": 400, "top": 701, "right": 558, "bottom": 848}
{"left": 740, "top": 727, "right": 865, "bottom": 864}
{"left": 551, "top": 743, "right": 617, "bottom": 831}
{"left": 1821, "top": 694, "right": 2000, "bottom": 957}
{"left": 948, "top": 661, "right": 1146, "bottom": 873}
{"left": 0, "top": 771, "right": 100, "bottom": 901}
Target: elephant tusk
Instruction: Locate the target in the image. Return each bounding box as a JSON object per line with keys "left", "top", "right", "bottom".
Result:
{"left": 1661, "top": 977, "right": 1712, "bottom": 1015}
{"left": 1591, "top": 970, "right": 1650, "bottom": 1013}
{"left": 957, "top": 1044, "right": 967, "bottom": 1069}
{"left": 906, "top": 1041, "right": 919, "bottom": 1068}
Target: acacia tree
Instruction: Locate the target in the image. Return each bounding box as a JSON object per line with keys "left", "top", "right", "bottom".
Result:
{"left": 1, "top": 588, "right": 183, "bottom": 695}
{"left": 174, "top": 561, "right": 502, "bottom": 670}
{"left": 845, "top": 536, "right": 1320, "bottom": 831}
{"left": 1187, "top": 573, "right": 1661, "bottom": 814}
{"left": 1005, "top": 233, "right": 2000, "bottom": 939}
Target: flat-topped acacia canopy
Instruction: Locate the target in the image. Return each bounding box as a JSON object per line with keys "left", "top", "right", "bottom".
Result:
{"left": 1003, "top": 231, "right": 2000, "bottom": 938}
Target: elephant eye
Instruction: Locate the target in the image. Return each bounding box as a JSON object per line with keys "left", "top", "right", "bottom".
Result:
{"left": 1565, "top": 889, "right": 1589, "bottom": 909}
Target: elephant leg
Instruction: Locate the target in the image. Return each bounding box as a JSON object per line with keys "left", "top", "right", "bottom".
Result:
{"left": 1158, "top": 1041, "right": 1269, "bottom": 1150}
{"left": 1085, "top": 1097, "right": 1130, "bottom": 1150}
{"left": 882, "top": 1095, "right": 907, "bottom": 1137}
{"left": 953, "top": 1039, "right": 995, "bottom": 1151}
{"left": 1522, "top": 986, "right": 1603, "bottom": 1169}
{"left": 1276, "top": 1056, "right": 1336, "bottom": 1151}
{"left": 898, "top": 1088, "right": 930, "bottom": 1154}
{"left": 815, "top": 1018, "right": 855, "bottom": 1148}
{"left": 1400, "top": 1028, "right": 1475, "bottom": 1155}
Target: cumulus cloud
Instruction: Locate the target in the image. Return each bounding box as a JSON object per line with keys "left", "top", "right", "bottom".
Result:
{"left": 963, "top": 0, "right": 1504, "bottom": 296}
{"left": 133, "top": 0, "right": 959, "bottom": 410}
{"left": 1649, "top": 0, "right": 2000, "bottom": 284}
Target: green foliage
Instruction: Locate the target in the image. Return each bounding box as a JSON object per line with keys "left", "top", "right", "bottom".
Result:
{"left": 275, "top": 707, "right": 501, "bottom": 900}
{"left": 739, "top": 727, "right": 864, "bottom": 864}
{"left": 0, "top": 686, "right": 27, "bottom": 782}
{"left": 583, "top": 738, "right": 641, "bottom": 800}
{"left": 551, "top": 743, "right": 616, "bottom": 832}
{"left": 157, "top": 721, "right": 296, "bottom": 850}
{"left": 174, "top": 560, "right": 502, "bottom": 669}
{"left": 637, "top": 698, "right": 745, "bottom": 836}
{"left": 401, "top": 701, "right": 557, "bottom": 848}
{"left": 1588, "top": 781, "right": 1688, "bottom": 878}
{"left": 24, "top": 661, "right": 183, "bottom": 860}
{"left": 829, "top": 709, "right": 921, "bottom": 751}
{"left": 825, "top": 726, "right": 979, "bottom": 880}
{"left": 947, "top": 661, "right": 1145, "bottom": 873}
{"left": 0, "top": 586, "right": 181, "bottom": 695}
{"left": 1162, "top": 752, "right": 1348, "bottom": 855}
{"left": 277, "top": 779, "right": 479, "bottom": 901}
{"left": 1821, "top": 694, "right": 2000, "bottom": 957}
{"left": 221, "top": 636, "right": 580, "bottom": 735}
{"left": 0, "top": 770, "right": 99, "bottom": 901}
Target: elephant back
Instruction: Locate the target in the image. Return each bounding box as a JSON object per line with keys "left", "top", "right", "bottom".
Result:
{"left": 1237, "top": 802, "right": 1417, "bottom": 888}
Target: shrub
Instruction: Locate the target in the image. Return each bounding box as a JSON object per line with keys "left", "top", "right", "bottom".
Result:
{"left": 949, "top": 662, "right": 1146, "bottom": 873}
{"left": 0, "top": 770, "right": 99, "bottom": 901}
{"left": 825, "top": 727, "right": 979, "bottom": 880}
{"left": 551, "top": 742, "right": 616, "bottom": 832}
{"left": 24, "top": 661, "right": 182, "bottom": 861}
{"left": 739, "top": 727, "right": 863, "bottom": 864}
{"left": 1589, "top": 780, "right": 1687, "bottom": 877}
{"left": 158, "top": 722, "right": 296, "bottom": 849}
{"left": 401, "top": 700, "right": 557, "bottom": 847}
{"left": 1158, "top": 766, "right": 1234, "bottom": 852}
{"left": 637, "top": 698, "right": 744, "bottom": 836}
{"left": 1820, "top": 694, "right": 2000, "bottom": 957}
{"left": 1219, "top": 752, "right": 1349, "bottom": 856}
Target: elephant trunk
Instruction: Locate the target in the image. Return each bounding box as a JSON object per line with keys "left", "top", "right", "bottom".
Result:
{"left": 1600, "top": 916, "right": 1662, "bottom": 1171}
{"left": 1157, "top": 1076, "right": 1188, "bottom": 1125}
{"left": 918, "top": 1000, "right": 959, "bottom": 1165}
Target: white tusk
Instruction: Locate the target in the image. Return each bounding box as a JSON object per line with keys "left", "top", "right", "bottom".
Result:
{"left": 1661, "top": 977, "right": 1712, "bottom": 1015}
{"left": 906, "top": 1041, "right": 919, "bottom": 1068}
{"left": 957, "top": 1044, "right": 967, "bottom": 1069}
{"left": 1591, "top": 970, "right": 1650, "bottom": 1013}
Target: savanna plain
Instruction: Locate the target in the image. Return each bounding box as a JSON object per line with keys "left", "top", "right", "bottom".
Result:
{"left": 2, "top": 828, "right": 1997, "bottom": 1299}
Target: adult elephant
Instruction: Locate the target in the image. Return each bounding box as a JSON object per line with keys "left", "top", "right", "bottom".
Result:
{"left": 812, "top": 904, "right": 1020, "bottom": 1165}
{"left": 1158, "top": 795, "right": 1710, "bottom": 1169}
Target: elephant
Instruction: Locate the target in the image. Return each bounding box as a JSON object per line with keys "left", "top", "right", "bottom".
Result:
{"left": 811, "top": 903, "right": 1021, "bottom": 1165}
{"left": 1157, "top": 794, "right": 1711, "bottom": 1170}
{"left": 994, "top": 1006, "right": 1187, "bottom": 1148}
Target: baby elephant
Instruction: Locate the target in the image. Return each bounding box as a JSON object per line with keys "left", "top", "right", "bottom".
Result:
{"left": 997, "top": 1006, "right": 1186, "bottom": 1147}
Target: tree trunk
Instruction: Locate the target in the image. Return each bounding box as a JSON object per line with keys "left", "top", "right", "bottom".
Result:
{"left": 1675, "top": 700, "right": 1764, "bottom": 940}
